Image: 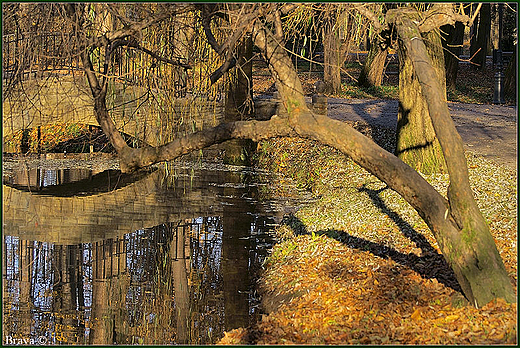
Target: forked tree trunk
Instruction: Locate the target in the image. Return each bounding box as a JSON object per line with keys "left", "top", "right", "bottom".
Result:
{"left": 442, "top": 21, "right": 464, "bottom": 91}
{"left": 388, "top": 10, "right": 515, "bottom": 306}
{"left": 396, "top": 27, "right": 447, "bottom": 174}
{"left": 78, "top": 5, "right": 515, "bottom": 307}
{"left": 357, "top": 36, "right": 388, "bottom": 88}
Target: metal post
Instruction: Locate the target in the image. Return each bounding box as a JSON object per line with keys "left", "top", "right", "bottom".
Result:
{"left": 493, "top": 3, "right": 505, "bottom": 104}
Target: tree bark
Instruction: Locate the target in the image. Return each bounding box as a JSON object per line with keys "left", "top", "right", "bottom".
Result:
{"left": 388, "top": 9, "right": 515, "bottom": 306}
{"left": 442, "top": 21, "right": 464, "bottom": 91}
{"left": 357, "top": 35, "right": 388, "bottom": 88}
{"left": 396, "top": 26, "right": 447, "bottom": 174}
{"left": 470, "top": 3, "right": 491, "bottom": 70}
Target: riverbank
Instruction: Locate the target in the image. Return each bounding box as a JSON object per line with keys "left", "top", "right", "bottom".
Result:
{"left": 218, "top": 134, "right": 517, "bottom": 344}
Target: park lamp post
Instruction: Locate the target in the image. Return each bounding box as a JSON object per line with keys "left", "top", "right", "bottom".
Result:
{"left": 493, "top": 3, "right": 505, "bottom": 104}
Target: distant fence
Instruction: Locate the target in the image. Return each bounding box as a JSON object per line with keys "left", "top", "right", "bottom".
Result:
{"left": 2, "top": 32, "right": 81, "bottom": 80}
{"left": 2, "top": 31, "right": 189, "bottom": 96}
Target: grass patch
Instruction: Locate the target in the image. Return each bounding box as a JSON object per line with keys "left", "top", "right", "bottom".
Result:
{"left": 338, "top": 82, "right": 398, "bottom": 100}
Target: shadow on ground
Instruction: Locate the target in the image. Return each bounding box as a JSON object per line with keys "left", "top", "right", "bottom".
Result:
{"left": 281, "top": 184, "right": 463, "bottom": 295}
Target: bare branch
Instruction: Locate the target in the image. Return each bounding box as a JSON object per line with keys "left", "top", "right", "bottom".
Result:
{"left": 119, "top": 116, "right": 296, "bottom": 172}
{"left": 210, "top": 56, "right": 237, "bottom": 84}
{"left": 353, "top": 4, "right": 382, "bottom": 31}
{"left": 274, "top": 7, "right": 284, "bottom": 41}
{"left": 468, "top": 3, "right": 483, "bottom": 28}
{"left": 201, "top": 4, "right": 223, "bottom": 52}
{"left": 117, "top": 39, "right": 192, "bottom": 69}
{"left": 90, "top": 11, "right": 171, "bottom": 48}
{"left": 418, "top": 3, "right": 470, "bottom": 32}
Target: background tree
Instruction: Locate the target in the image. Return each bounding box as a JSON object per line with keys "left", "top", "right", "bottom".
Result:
{"left": 504, "top": 49, "right": 516, "bottom": 99}
{"left": 470, "top": 3, "right": 491, "bottom": 70}
{"left": 319, "top": 4, "right": 354, "bottom": 94}
{"left": 356, "top": 4, "right": 389, "bottom": 88}
{"left": 441, "top": 21, "right": 465, "bottom": 91}
{"left": 395, "top": 4, "right": 447, "bottom": 174}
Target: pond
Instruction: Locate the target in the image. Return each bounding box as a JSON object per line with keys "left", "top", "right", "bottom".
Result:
{"left": 2, "top": 160, "right": 310, "bottom": 344}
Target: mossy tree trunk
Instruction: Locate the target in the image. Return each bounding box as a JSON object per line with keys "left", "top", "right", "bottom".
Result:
{"left": 441, "top": 21, "right": 464, "bottom": 91}
{"left": 388, "top": 8, "right": 515, "bottom": 307}
{"left": 357, "top": 35, "right": 388, "bottom": 88}
{"left": 396, "top": 27, "right": 447, "bottom": 174}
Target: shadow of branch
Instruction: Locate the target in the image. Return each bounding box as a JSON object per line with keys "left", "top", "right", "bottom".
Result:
{"left": 281, "top": 185, "right": 463, "bottom": 294}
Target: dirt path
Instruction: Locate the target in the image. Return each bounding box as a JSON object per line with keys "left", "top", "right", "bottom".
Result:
{"left": 326, "top": 98, "right": 517, "bottom": 170}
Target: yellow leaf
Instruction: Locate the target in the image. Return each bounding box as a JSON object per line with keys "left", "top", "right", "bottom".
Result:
{"left": 411, "top": 309, "right": 422, "bottom": 321}
{"left": 444, "top": 314, "right": 459, "bottom": 323}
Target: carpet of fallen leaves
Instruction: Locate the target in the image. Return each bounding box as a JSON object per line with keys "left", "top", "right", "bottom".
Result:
{"left": 250, "top": 234, "right": 517, "bottom": 345}
{"left": 219, "top": 232, "right": 516, "bottom": 345}
{"left": 218, "top": 136, "right": 517, "bottom": 345}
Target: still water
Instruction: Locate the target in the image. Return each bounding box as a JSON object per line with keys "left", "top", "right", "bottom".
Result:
{"left": 3, "top": 161, "right": 306, "bottom": 344}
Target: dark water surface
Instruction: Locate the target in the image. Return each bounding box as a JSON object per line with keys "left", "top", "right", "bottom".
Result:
{"left": 3, "top": 162, "right": 307, "bottom": 344}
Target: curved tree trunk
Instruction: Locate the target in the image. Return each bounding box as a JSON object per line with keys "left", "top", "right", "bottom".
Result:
{"left": 396, "top": 27, "right": 447, "bottom": 174}
{"left": 255, "top": 12, "right": 515, "bottom": 307}
{"left": 76, "top": 4, "right": 515, "bottom": 307}
{"left": 388, "top": 10, "right": 515, "bottom": 307}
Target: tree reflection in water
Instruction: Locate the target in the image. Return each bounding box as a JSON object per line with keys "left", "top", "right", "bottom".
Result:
{"left": 3, "top": 214, "right": 274, "bottom": 344}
